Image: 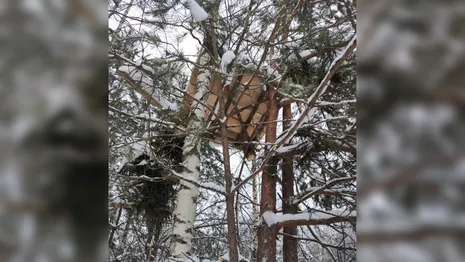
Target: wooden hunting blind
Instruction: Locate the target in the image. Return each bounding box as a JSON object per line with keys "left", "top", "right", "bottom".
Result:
{"left": 187, "top": 71, "right": 269, "bottom": 149}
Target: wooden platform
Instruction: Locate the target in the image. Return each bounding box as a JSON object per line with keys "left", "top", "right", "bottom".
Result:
{"left": 203, "top": 72, "right": 268, "bottom": 147}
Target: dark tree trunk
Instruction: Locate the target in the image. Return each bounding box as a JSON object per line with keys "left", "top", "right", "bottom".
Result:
{"left": 257, "top": 87, "right": 278, "bottom": 262}
{"left": 282, "top": 104, "right": 298, "bottom": 262}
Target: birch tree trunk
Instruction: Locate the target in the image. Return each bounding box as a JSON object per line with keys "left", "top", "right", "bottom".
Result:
{"left": 169, "top": 129, "right": 201, "bottom": 260}
{"left": 169, "top": 52, "right": 209, "bottom": 261}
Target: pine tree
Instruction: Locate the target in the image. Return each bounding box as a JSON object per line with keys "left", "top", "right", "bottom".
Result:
{"left": 109, "top": 1, "right": 356, "bottom": 261}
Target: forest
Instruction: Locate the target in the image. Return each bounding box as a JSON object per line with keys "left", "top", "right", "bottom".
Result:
{"left": 0, "top": 1, "right": 463, "bottom": 262}
{"left": 109, "top": 0, "right": 356, "bottom": 261}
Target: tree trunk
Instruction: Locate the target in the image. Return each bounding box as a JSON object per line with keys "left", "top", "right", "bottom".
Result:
{"left": 169, "top": 128, "right": 202, "bottom": 260}
{"left": 169, "top": 52, "right": 209, "bottom": 261}
{"left": 282, "top": 104, "right": 298, "bottom": 262}
{"left": 214, "top": 65, "right": 239, "bottom": 261}
{"left": 252, "top": 160, "right": 259, "bottom": 261}
{"left": 257, "top": 87, "right": 278, "bottom": 262}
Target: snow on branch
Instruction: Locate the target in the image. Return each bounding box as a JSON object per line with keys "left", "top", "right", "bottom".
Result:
{"left": 186, "top": 0, "right": 209, "bottom": 22}
{"left": 171, "top": 171, "right": 226, "bottom": 196}
{"left": 275, "top": 142, "right": 307, "bottom": 154}
{"left": 220, "top": 50, "right": 235, "bottom": 74}
{"left": 109, "top": 106, "right": 185, "bottom": 132}
{"left": 293, "top": 176, "right": 356, "bottom": 205}
{"left": 112, "top": 52, "right": 178, "bottom": 110}
{"left": 200, "top": 182, "right": 226, "bottom": 194}
{"left": 262, "top": 209, "right": 356, "bottom": 228}
{"left": 316, "top": 99, "right": 356, "bottom": 106}
{"left": 111, "top": 52, "right": 154, "bottom": 75}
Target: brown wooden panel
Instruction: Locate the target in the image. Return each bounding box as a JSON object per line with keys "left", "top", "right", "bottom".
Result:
{"left": 239, "top": 72, "right": 262, "bottom": 87}
{"left": 236, "top": 108, "right": 253, "bottom": 122}
{"left": 251, "top": 112, "right": 263, "bottom": 124}
{"left": 212, "top": 130, "right": 238, "bottom": 141}
{"left": 186, "top": 68, "right": 269, "bottom": 146}
{"left": 246, "top": 125, "right": 255, "bottom": 137}
{"left": 237, "top": 94, "right": 258, "bottom": 108}
{"left": 210, "top": 81, "right": 220, "bottom": 95}
{"left": 207, "top": 94, "right": 218, "bottom": 106}
{"left": 256, "top": 102, "right": 268, "bottom": 115}
{"left": 204, "top": 94, "right": 217, "bottom": 120}
{"left": 226, "top": 117, "right": 244, "bottom": 134}
{"left": 243, "top": 86, "right": 263, "bottom": 98}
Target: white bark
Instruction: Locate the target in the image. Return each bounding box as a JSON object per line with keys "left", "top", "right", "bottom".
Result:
{"left": 169, "top": 52, "right": 210, "bottom": 260}
{"left": 169, "top": 130, "right": 201, "bottom": 260}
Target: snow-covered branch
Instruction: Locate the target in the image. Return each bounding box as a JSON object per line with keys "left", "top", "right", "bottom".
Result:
{"left": 109, "top": 106, "right": 185, "bottom": 132}
{"left": 293, "top": 176, "right": 356, "bottom": 205}
{"left": 316, "top": 99, "right": 356, "bottom": 106}
{"left": 262, "top": 209, "right": 356, "bottom": 229}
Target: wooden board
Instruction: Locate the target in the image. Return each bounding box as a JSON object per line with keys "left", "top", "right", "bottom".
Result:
{"left": 190, "top": 70, "right": 268, "bottom": 145}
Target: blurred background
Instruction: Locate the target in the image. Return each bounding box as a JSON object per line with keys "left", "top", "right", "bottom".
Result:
{"left": 1, "top": 0, "right": 464, "bottom": 261}
{"left": 358, "top": 1, "right": 465, "bottom": 261}
{"left": 0, "top": 0, "right": 107, "bottom": 262}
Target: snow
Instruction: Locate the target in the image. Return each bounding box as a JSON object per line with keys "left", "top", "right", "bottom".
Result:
{"left": 276, "top": 143, "right": 303, "bottom": 154}
{"left": 224, "top": 73, "right": 233, "bottom": 86}
{"left": 303, "top": 107, "right": 318, "bottom": 125}
{"left": 186, "top": 0, "right": 209, "bottom": 22}
{"left": 220, "top": 50, "right": 236, "bottom": 74}
{"left": 118, "top": 65, "right": 153, "bottom": 87}
{"left": 317, "top": 99, "right": 356, "bottom": 106}
{"left": 219, "top": 249, "right": 251, "bottom": 262}
{"left": 293, "top": 177, "right": 356, "bottom": 204}
{"left": 262, "top": 211, "right": 309, "bottom": 226}
{"left": 213, "top": 103, "right": 220, "bottom": 116}
{"left": 298, "top": 49, "right": 318, "bottom": 63}
{"left": 298, "top": 49, "right": 311, "bottom": 57}
{"left": 117, "top": 156, "right": 129, "bottom": 173}
{"left": 118, "top": 61, "right": 180, "bottom": 111}
{"left": 136, "top": 159, "right": 147, "bottom": 166}
{"left": 244, "top": 63, "right": 256, "bottom": 70}
{"left": 159, "top": 99, "right": 178, "bottom": 110}
{"left": 284, "top": 41, "right": 299, "bottom": 48}
{"left": 262, "top": 209, "right": 356, "bottom": 226}
{"left": 200, "top": 182, "right": 226, "bottom": 194}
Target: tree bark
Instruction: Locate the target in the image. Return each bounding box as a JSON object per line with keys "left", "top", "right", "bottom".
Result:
{"left": 169, "top": 126, "right": 202, "bottom": 260}
{"left": 252, "top": 160, "right": 259, "bottom": 261}
{"left": 257, "top": 87, "right": 278, "bottom": 262}
{"left": 215, "top": 63, "right": 239, "bottom": 262}
{"left": 169, "top": 52, "right": 209, "bottom": 261}
{"left": 207, "top": 7, "right": 239, "bottom": 259}
{"left": 282, "top": 104, "right": 298, "bottom": 262}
